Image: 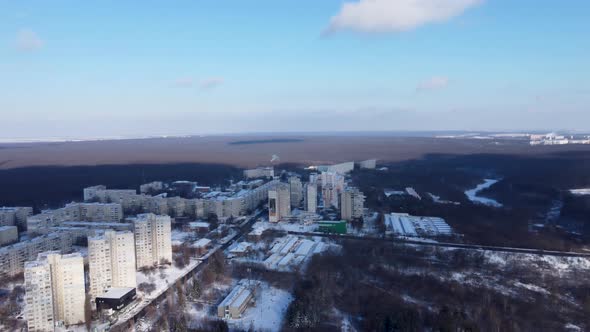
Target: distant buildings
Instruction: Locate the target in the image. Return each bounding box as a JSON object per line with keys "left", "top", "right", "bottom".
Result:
{"left": 25, "top": 252, "right": 86, "bottom": 331}
{"left": 27, "top": 202, "right": 123, "bottom": 234}
{"left": 268, "top": 183, "right": 291, "bottom": 223}
{"left": 131, "top": 213, "right": 172, "bottom": 269}
{"left": 288, "top": 176, "right": 303, "bottom": 208}
{"left": 340, "top": 187, "right": 365, "bottom": 221}
{"left": 320, "top": 172, "right": 345, "bottom": 208}
{"left": 0, "top": 232, "right": 74, "bottom": 277}
{"left": 385, "top": 212, "right": 452, "bottom": 237}
{"left": 315, "top": 161, "right": 355, "bottom": 174}
{"left": 243, "top": 167, "right": 274, "bottom": 179}
{"left": 0, "top": 226, "right": 18, "bottom": 246}
{"left": 304, "top": 183, "right": 317, "bottom": 213}
{"left": 139, "top": 181, "right": 165, "bottom": 194}
{"left": 88, "top": 231, "right": 137, "bottom": 300}
{"left": 0, "top": 206, "right": 33, "bottom": 230}
{"left": 530, "top": 133, "right": 590, "bottom": 146}
{"left": 82, "top": 179, "right": 278, "bottom": 221}
{"left": 358, "top": 159, "right": 377, "bottom": 169}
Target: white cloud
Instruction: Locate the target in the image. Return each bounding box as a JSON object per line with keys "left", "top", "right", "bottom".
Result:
{"left": 15, "top": 28, "right": 44, "bottom": 51}
{"left": 416, "top": 76, "right": 449, "bottom": 91}
{"left": 327, "top": 0, "right": 482, "bottom": 33}
{"left": 199, "top": 77, "right": 224, "bottom": 90}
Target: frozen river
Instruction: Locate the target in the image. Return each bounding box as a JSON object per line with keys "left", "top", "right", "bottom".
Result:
{"left": 465, "top": 179, "right": 503, "bottom": 207}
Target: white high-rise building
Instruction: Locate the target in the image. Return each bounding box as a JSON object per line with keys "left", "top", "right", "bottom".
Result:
{"left": 88, "top": 231, "right": 137, "bottom": 300}
{"left": 25, "top": 252, "right": 86, "bottom": 331}
{"left": 132, "top": 213, "right": 172, "bottom": 269}
{"left": 268, "top": 183, "right": 291, "bottom": 223}
{"left": 304, "top": 183, "right": 317, "bottom": 213}
{"left": 288, "top": 176, "right": 303, "bottom": 208}
{"left": 340, "top": 187, "right": 365, "bottom": 221}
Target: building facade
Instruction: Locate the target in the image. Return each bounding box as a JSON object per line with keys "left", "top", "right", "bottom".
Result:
{"left": 304, "top": 183, "right": 317, "bottom": 213}
{"left": 0, "top": 226, "right": 18, "bottom": 246}
{"left": 340, "top": 187, "right": 365, "bottom": 221}
{"left": 88, "top": 231, "right": 137, "bottom": 300}
{"left": 132, "top": 213, "right": 172, "bottom": 269}
{"left": 268, "top": 183, "right": 291, "bottom": 223}
{"left": 0, "top": 232, "right": 74, "bottom": 277}
{"left": 288, "top": 176, "right": 303, "bottom": 208}
{"left": 25, "top": 252, "right": 86, "bottom": 331}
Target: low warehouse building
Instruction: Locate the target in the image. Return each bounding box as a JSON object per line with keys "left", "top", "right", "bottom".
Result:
{"left": 317, "top": 220, "right": 347, "bottom": 234}
{"left": 217, "top": 283, "right": 254, "bottom": 319}
{"left": 95, "top": 287, "right": 136, "bottom": 311}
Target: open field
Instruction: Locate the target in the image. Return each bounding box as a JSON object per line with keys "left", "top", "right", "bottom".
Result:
{"left": 2, "top": 135, "right": 590, "bottom": 169}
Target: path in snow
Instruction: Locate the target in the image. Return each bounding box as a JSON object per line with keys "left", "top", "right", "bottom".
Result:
{"left": 465, "top": 179, "right": 502, "bottom": 207}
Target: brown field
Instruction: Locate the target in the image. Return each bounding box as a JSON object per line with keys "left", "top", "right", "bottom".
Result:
{"left": 2, "top": 135, "right": 590, "bottom": 169}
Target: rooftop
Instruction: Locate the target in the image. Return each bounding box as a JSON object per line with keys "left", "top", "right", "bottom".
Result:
{"left": 97, "top": 287, "right": 136, "bottom": 299}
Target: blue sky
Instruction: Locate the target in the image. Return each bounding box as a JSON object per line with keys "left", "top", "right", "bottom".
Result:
{"left": 1, "top": 0, "right": 589, "bottom": 138}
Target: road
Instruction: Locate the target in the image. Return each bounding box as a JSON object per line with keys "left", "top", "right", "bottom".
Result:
{"left": 111, "top": 210, "right": 265, "bottom": 330}
{"left": 286, "top": 231, "right": 590, "bottom": 258}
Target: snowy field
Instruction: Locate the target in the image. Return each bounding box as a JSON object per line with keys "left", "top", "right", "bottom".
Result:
{"left": 227, "top": 283, "right": 293, "bottom": 332}
{"left": 427, "top": 193, "right": 460, "bottom": 205}
{"left": 464, "top": 179, "right": 503, "bottom": 207}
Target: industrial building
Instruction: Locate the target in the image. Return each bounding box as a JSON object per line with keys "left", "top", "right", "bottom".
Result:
{"left": 217, "top": 282, "right": 255, "bottom": 319}
{"left": 385, "top": 212, "right": 452, "bottom": 237}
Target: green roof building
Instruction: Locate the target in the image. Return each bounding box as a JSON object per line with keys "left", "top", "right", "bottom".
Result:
{"left": 317, "top": 220, "right": 347, "bottom": 234}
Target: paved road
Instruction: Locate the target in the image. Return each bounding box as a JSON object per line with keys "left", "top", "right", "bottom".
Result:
{"left": 287, "top": 231, "right": 590, "bottom": 258}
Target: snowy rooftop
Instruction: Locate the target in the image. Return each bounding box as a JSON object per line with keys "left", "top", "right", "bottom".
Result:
{"left": 97, "top": 287, "right": 135, "bottom": 299}
{"left": 193, "top": 238, "right": 212, "bottom": 248}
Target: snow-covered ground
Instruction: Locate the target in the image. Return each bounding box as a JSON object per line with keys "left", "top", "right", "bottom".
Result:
{"left": 464, "top": 179, "right": 503, "bottom": 207}
{"left": 134, "top": 260, "right": 200, "bottom": 302}
{"left": 263, "top": 221, "right": 318, "bottom": 233}
{"left": 227, "top": 283, "right": 293, "bottom": 332}
{"left": 384, "top": 189, "right": 406, "bottom": 197}
{"left": 427, "top": 193, "right": 460, "bottom": 205}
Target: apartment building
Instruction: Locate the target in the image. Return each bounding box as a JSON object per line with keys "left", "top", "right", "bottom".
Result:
{"left": 340, "top": 187, "right": 365, "bottom": 221}
{"left": 289, "top": 176, "right": 303, "bottom": 208}
{"left": 131, "top": 213, "right": 172, "bottom": 269}
{"left": 304, "top": 183, "right": 317, "bottom": 213}
{"left": 0, "top": 207, "right": 33, "bottom": 230}
{"left": 27, "top": 203, "right": 123, "bottom": 234}
{"left": 243, "top": 167, "right": 274, "bottom": 179}
{"left": 25, "top": 252, "right": 85, "bottom": 331}
{"left": 88, "top": 231, "right": 137, "bottom": 300}
{"left": 0, "top": 226, "right": 18, "bottom": 246}
{"left": 0, "top": 232, "right": 74, "bottom": 277}
{"left": 268, "top": 183, "right": 291, "bottom": 223}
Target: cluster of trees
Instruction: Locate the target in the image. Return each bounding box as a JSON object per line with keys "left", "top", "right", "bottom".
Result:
{"left": 0, "top": 283, "right": 25, "bottom": 331}
{"left": 283, "top": 239, "right": 590, "bottom": 331}
{"left": 351, "top": 151, "right": 590, "bottom": 250}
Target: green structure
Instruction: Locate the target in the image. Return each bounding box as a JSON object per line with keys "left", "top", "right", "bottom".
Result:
{"left": 317, "top": 220, "right": 347, "bottom": 234}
